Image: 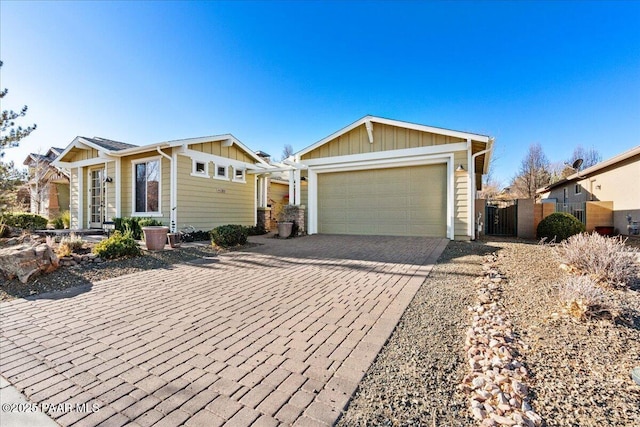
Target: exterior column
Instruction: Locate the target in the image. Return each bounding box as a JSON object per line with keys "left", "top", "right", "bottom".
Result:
{"left": 78, "top": 167, "right": 84, "bottom": 229}
{"left": 288, "top": 172, "right": 294, "bottom": 205}
{"left": 294, "top": 169, "right": 301, "bottom": 206}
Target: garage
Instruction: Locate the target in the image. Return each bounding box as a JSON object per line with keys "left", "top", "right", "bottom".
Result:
{"left": 317, "top": 164, "right": 447, "bottom": 237}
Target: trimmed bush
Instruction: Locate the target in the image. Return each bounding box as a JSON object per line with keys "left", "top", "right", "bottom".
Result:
{"left": 1, "top": 213, "right": 48, "bottom": 230}
{"left": 537, "top": 212, "right": 585, "bottom": 242}
{"left": 92, "top": 231, "right": 141, "bottom": 259}
{"left": 51, "top": 215, "right": 65, "bottom": 229}
{"left": 557, "top": 232, "right": 639, "bottom": 289}
{"left": 211, "top": 224, "right": 248, "bottom": 248}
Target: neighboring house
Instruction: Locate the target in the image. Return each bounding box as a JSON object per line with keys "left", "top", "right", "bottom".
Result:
{"left": 288, "top": 116, "right": 493, "bottom": 240}
{"left": 23, "top": 147, "right": 70, "bottom": 218}
{"left": 537, "top": 145, "right": 640, "bottom": 235}
{"left": 52, "top": 135, "right": 270, "bottom": 231}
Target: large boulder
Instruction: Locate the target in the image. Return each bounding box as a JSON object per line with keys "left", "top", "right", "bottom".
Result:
{"left": 0, "top": 243, "right": 59, "bottom": 284}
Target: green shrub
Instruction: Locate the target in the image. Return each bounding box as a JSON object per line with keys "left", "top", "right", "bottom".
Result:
{"left": 245, "top": 224, "right": 267, "bottom": 236}
{"left": 0, "top": 213, "right": 48, "bottom": 230}
{"left": 537, "top": 212, "right": 586, "bottom": 242}
{"left": 51, "top": 215, "right": 65, "bottom": 229}
{"left": 211, "top": 224, "right": 248, "bottom": 248}
{"left": 92, "top": 231, "right": 141, "bottom": 259}
{"left": 138, "top": 218, "right": 164, "bottom": 228}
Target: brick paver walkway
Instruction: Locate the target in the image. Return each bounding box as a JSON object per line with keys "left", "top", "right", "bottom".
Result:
{"left": 0, "top": 235, "right": 447, "bottom": 426}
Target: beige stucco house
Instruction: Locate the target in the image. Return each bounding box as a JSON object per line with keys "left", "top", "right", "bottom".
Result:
{"left": 538, "top": 145, "right": 640, "bottom": 235}
{"left": 53, "top": 135, "right": 270, "bottom": 232}
{"left": 288, "top": 116, "right": 493, "bottom": 240}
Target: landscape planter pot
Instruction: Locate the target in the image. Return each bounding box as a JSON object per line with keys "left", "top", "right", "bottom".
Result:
{"left": 142, "top": 226, "right": 169, "bottom": 251}
{"left": 277, "top": 222, "right": 293, "bottom": 239}
{"left": 594, "top": 226, "right": 614, "bottom": 236}
{"left": 167, "top": 233, "right": 181, "bottom": 248}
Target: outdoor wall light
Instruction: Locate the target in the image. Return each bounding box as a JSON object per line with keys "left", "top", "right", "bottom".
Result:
{"left": 456, "top": 164, "right": 465, "bottom": 172}
{"left": 104, "top": 176, "right": 113, "bottom": 183}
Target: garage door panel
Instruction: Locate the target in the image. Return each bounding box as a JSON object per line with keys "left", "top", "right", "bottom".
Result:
{"left": 317, "top": 165, "right": 446, "bottom": 237}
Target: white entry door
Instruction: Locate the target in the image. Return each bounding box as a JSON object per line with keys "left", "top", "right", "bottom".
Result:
{"left": 89, "top": 168, "right": 105, "bottom": 229}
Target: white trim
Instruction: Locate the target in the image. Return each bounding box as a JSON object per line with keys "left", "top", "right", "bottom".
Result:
{"left": 305, "top": 153, "right": 454, "bottom": 239}
{"left": 213, "top": 164, "right": 229, "bottom": 180}
{"left": 232, "top": 167, "right": 246, "bottom": 183}
{"left": 301, "top": 143, "right": 468, "bottom": 167}
{"left": 115, "top": 158, "right": 121, "bottom": 217}
{"left": 177, "top": 147, "right": 262, "bottom": 170}
{"left": 253, "top": 174, "right": 257, "bottom": 226}
{"left": 222, "top": 138, "right": 233, "bottom": 147}
{"left": 447, "top": 154, "right": 455, "bottom": 240}
{"left": 294, "top": 169, "right": 301, "bottom": 205}
{"left": 288, "top": 172, "right": 295, "bottom": 205}
{"left": 55, "top": 157, "right": 116, "bottom": 169}
{"left": 130, "top": 155, "right": 162, "bottom": 216}
{"left": 467, "top": 139, "right": 473, "bottom": 238}
{"left": 365, "top": 120, "right": 374, "bottom": 143}
{"left": 191, "top": 159, "right": 210, "bottom": 178}
{"left": 308, "top": 169, "right": 318, "bottom": 234}
{"left": 78, "top": 166, "right": 83, "bottom": 229}
{"left": 296, "top": 115, "right": 490, "bottom": 157}
{"left": 171, "top": 150, "right": 178, "bottom": 232}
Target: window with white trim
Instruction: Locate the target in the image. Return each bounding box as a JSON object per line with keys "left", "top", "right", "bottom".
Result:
{"left": 233, "top": 167, "right": 246, "bottom": 182}
{"left": 214, "top": 165, "right": 228, "bottom": 180}
{"left": 574, "top": 184, "right": 582, "bottom": 195}
{"left": 133, "top": 158, "right": 161, "bottom": 214}
{"left": 191, "top": 160, "right": 209, "bottom": 177}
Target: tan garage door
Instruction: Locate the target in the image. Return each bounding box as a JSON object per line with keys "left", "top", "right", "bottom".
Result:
{"left": 317, "top": 164, "right": 447, "bottom": 237}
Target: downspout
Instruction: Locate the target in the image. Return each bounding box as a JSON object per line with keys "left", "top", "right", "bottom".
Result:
{"left": 470, "top": 139, "right": 494, "bottom": 240}
{"left": 156, "top": 147, "right": 176, "bottom": 232}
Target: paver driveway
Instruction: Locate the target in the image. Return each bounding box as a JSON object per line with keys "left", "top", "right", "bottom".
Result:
{"left": 0, "top": 235, "right": 447, "bottom": 427}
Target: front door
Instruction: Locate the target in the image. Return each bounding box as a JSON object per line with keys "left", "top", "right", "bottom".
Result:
{"left": 89, "top": 168, "right": 105, "bottom": 229}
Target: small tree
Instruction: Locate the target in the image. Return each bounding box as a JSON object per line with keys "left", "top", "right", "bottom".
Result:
{"left": 281, "top": 144, "right": 294, "bottom": 161}
{"left": 510, "top": 143, "right": 552, "bottom": 200}
{"left": 0, "top": 60, "right": 37, "bottom": 215}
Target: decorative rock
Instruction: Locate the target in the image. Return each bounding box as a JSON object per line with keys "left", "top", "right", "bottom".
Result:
{"left": 490, "top": 413, "right": 517, "bottom": 425}
{"left": 0, "top": 243, "right": 59, "bottom": 283}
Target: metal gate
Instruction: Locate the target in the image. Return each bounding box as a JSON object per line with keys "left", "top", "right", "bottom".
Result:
{"left": 485, "top": 199, "right": 518, "bottom": 236}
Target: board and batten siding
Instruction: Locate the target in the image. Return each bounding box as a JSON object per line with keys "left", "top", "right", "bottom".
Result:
{"left": 120, "top": 151, "right": 172, "bottom": 226}
{"left": 176, "top": 154, "right": 255, "bottom": 230}
{"left": 301, "top": 122, "right": 466, "bottom": 160}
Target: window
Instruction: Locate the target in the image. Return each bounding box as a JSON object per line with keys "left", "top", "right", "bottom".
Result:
{"left": 133, "top": 158, "right": 160, "bottom": 214}
{"left": 574, "top": 184, "right": 582, "bottom": 195}
{"left": 233, "top": 168, "right": 246, "bottom": 182}
{"left": 563, "top": 188, "right": 568, "bottom": 203}
{"left": 214, "top": 165, "right": 228, "bottom": 180}
{"left": 191, "top": 160, "right": 209, "bottom": 177}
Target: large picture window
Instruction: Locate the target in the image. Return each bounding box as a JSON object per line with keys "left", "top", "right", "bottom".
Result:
{"left": 134, "top": 159, "right": 160, "bottom": 213}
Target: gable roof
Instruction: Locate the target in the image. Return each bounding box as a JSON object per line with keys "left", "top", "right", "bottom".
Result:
{"left": 296, "top": 115, "right": 491, "bottom": 158}
{"left": 538, "top": 145, "right": 640, "bottom": 193}
{"left": 55, "top": 134, "right": 270, "bottom": 167}
{"left": 80, "top": 137, "right": 138, "bottom": 151}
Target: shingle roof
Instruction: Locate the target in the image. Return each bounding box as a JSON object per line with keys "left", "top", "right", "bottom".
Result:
{"left": 82, "top": 137, "right": 138, "bottom": 151}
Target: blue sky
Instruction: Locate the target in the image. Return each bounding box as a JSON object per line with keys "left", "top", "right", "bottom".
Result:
{"left": 1, "top": 0, "right": 639, "bottom": 185}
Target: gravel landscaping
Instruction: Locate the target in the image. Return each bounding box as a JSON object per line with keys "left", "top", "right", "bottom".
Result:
{"left": 339, "top": 238, "right": 640, "bottom": 426}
